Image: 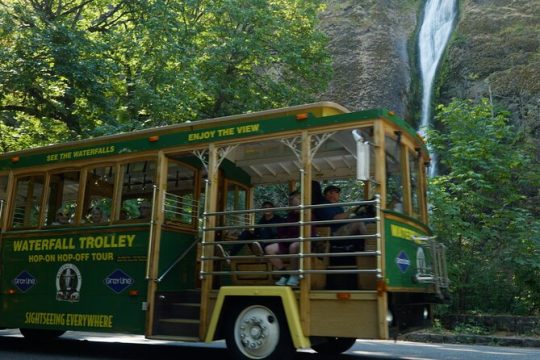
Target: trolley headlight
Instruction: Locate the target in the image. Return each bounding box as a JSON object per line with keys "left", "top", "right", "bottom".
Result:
{"left": 386, "top": 309, "right": 394, "bottom": 325}
{"left": 423, "top": 307, "right": 430, "bottom": 320}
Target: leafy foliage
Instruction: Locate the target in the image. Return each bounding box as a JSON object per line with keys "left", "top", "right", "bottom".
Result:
{"left": 0, "top": 0, "right": 331, "bottom": 151}
{"left": 428, "top": 98, "right": 540, "bottom": 315}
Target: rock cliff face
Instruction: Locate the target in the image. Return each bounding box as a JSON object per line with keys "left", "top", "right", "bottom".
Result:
{"left": 440, "top": 0, "right": 539, "bottom": 152}
{"left": 318, "top": 0, "right": 420, "bottom": 120}
{"left": 319, "top": 0, "right": 538, "bottom": 151}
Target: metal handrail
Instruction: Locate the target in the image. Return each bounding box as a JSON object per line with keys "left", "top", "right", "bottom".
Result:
{"left": 412, "top": 235, "right": 450, "bottom": 297}
{"left": 200, "top": 232, "right": 377, "bottom": 247}
{"left": 203, "top": 199, "right": 378, "bottom": 217}
{"left": 201, "top": 268, "right": 381, "bottom": 277}
{"left": 204, "top": 216, "right": 378, "bottom": 232}
{"left": 157, "top": 239, "right": 199, "bottom": 282}
{"left": 150, "top": 190, "right": 203, "bottom": 282}
{"left": 162, "top": 192, "right": 199, "bottom": 223}
{"left": 200, "top": 179, "right": 210, "bottom": 279}
{"left": 201, "top": 250, "right": 381, "bottom": 261}
{"left": 200, "top": 193, "right": 382, "bottom": 279}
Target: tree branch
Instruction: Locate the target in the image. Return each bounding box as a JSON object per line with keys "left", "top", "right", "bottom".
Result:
{"left": 86, "top": 0, "right": 134, "bottom": 32}
{"left": 0, "top": 105, "right": 43, "bottom": 118}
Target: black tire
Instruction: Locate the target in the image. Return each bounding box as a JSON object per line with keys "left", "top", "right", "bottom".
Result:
{"left": 19, "top": 328, "right": 66, "bottom": 340}
{"left": 311, "top": 337, "right": 356, "bottom": 354}
{"left": 225, "top": 299, "right": 295, "bottom": 360}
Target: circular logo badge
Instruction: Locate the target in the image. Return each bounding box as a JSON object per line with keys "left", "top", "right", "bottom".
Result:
{"left": 56, "top": 263, "right": 81, "bottom": 302}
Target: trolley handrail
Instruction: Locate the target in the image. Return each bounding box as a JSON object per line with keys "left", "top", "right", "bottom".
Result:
{"left": 200, "top": 192, "right": 383, "bottom": 279}
{"left": 204, "top": 216, "right": 378, "bottom": 232}
{"left": 145, "top": 185, "right": 159, "bottom": 280}
{"left": 200, "top": 179, "right": 211, "bottom": 280}
{"left": 157, "top": 239, "right": 199, "bottom": 282}
{"left": 412, "top": 235, "right": 450, "bottom": 297}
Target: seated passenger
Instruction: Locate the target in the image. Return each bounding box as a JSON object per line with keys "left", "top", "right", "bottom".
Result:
{"left": 388, "top": 193, "right": 403, "bottom": 212}
{"left": 137, "top": 201, "right": 152, "bottom": 219}
{"left": 266, "top": 191, "right": 316, "bottom": 287}
{"left": 86, "top": 206, "right": 105, "bottom": 224}
{"left": 119, "top": 208, "right": 129, "bottom": 220}
{"left": 316, "top": 185, "right": 365, "bottom": 232}
{"left": 52, "top": 208, "right": 71, "bottom": 225}
{"left": 217, "top": 201, "right": 284, "bottom": 260}
{"left": 316, "top": 185, "right": 367, "bottom": 253}
{"left": 311, "top": 180, "right": 325, "bottom": 206}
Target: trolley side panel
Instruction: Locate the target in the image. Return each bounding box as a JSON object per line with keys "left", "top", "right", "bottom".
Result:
{"left": 0, "top": 227, "right": 150, "bottom": 333}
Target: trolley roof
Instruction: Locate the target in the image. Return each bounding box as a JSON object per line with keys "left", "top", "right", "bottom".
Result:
{"left": 0, "top": 102, "right": 427, "bottom": 183}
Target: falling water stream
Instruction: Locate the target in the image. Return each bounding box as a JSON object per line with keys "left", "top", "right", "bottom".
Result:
{"left": 418, "top": 0, "right": 457, "bottom": 177}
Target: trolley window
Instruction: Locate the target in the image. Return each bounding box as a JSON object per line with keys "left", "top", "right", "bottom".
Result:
{"left": 83, "top": 166, "right": 115, "bottom": 224}
{"left": 120, "top": 160, "right": 156, "bottom": 221}
{"left": 164, "top": 160, "right": 198, "bottom": 226}
{"left": 409, "top": 149, "right": 421, "bottom": 219}
{"left": 385, "top": 134, "right": 404, "bottom": 213}
{"left": 11, "top": 175, "right": 45, "bottom": 228}
{"left": 46, "top": 171, "right": 80, "bottom": 226}
{"left": 0, "top": 175, "right": 7, "bottom": 226}
{"left": 223, "top": 180, "right": 250, "bottom": 238}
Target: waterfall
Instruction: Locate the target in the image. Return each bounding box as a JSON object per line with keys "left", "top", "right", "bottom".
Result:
{"left": 418, "top": 0, "right": 457, "bottom": 177}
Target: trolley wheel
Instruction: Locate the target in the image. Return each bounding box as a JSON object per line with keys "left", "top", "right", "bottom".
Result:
{"left": 19, "top": 328, "right": 66, "bottom": 340}
{"left": 311, "top": 337, "right": 356, "bottom": 354}
{"left": 225, "top": 300, "right": 294, "bottom": 360}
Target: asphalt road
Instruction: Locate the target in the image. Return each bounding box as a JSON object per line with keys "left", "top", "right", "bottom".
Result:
{"left": 0, "top": 330, "right": 538, "bottom": 360}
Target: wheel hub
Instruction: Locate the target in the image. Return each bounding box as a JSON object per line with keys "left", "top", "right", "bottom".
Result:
{"left": 240, "top": 316, "right": 267, "bottom": 348}
{"left": 233, "top": 305, "right": 281, "bottom": 359}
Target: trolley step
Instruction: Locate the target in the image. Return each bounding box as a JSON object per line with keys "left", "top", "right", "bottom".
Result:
{"left": 153, "top": 290, "right": 201, "bottom": 338}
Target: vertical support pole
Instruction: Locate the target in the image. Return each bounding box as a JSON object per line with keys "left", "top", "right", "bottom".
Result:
{"left": 39, "top": 173, "right": 51, "bottom": 227}
{"left": 199, "top": 144, "right": 218, "bottom": 340}
{"left": 420, "top": 154, "right": 429, "bottom": 224}
{"left": 1, "top": 172, "right": 15, "bottom": 230}
{"left": 111, "top": 163, "right": 122, "bottom": 221}
{"left": 374, "top": 121, "right": 386, "bottom": 206}
{"left": 299, "top": 131, "right": 312, "bottom": 335}
{"left": 0, "top": 199, "right": 3, "bottom": 230}
{"left": 145, "top": 151, "right": 166, "bottom": 337}
{"left": 374, "top": 194, "right": 388, "bottom": 339}
{"left": 374, "top": 121, "right": 389, "bottom": 339}
{"left": 76, "top": 169, "right": 88, "bottom": 225}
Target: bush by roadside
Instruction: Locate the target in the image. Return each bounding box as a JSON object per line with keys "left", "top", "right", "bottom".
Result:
{"left": 399, "top": 315, "right": 540, "bottom": 348}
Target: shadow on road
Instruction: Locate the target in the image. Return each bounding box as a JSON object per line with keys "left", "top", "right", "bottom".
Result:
{"left": 0, "top": 333, "right": 378, "bottom": 360}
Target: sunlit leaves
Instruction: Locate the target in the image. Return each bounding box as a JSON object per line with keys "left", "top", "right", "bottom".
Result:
{"left": 0, "top": 0, "right": 331, "bottom": 149}
{"left": 427, "top": 98, "right": 539, "bottom": 315}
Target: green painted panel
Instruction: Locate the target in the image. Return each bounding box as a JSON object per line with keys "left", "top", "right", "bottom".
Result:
{"left": 1, "top": 108, "right": 425, "bottom": 171}
{"left": 221, "top": 158, "right": 251, "bottom": 185}
{"left": 156, "top": 230, "right": 198, "bottom": 291}
{"left": 0, "top": 227, "right": 150, "bottom": 333}
{"left": 384, "top": 217, "right": 434, "bottom": 290}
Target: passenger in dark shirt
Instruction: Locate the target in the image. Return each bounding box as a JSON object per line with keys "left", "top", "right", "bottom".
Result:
{"left": 265, "top": 191, "right": 303, "bottom": 286}
{"left": 137, "top": 201, "right": 152, "bottom": 219}
{"left": 316, "top": 184, "right": 367, "bottom": 255}
{"left": 86, "top": 206, "right": 105, "bottom": 224}
{"left": 314, "top": 185, "right": 350, "bottom": 233}
{"left": 225, "top": 201, "right": 284, "bottom": 257}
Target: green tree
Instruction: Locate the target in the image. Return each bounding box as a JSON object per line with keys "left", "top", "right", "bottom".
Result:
{"left": 427, "top": 98, "right": 540, "bottom": 315}
{"left": 0, "top": 0, "right": 331, "bottom": 151}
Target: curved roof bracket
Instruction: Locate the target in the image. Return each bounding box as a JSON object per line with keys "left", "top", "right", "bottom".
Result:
{"left": 310, "top": 132, "right": 335, "bottom": 161}
{"left": 192, "top": 149, "right": 209, "bottom": 173}
{"left": 280, "top": 137, "right": 302, "bottom": 163}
